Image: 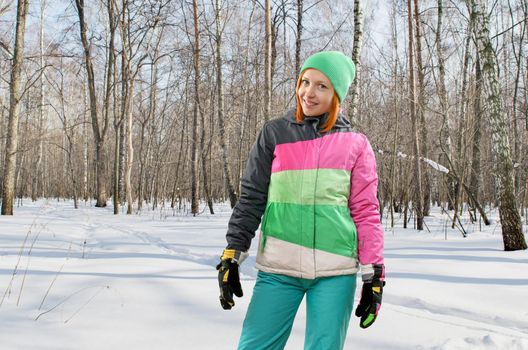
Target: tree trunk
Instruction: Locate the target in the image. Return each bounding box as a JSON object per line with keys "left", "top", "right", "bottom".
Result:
{"left": 264, "top": 0, "right": 272, "bottom": 122}
{"left": 75, "top": 0, "right": 109, "bottom": 207}
{"left": 349, "top": 0, "right": 363, "bottom": 125}
{"left": 295, "top": 0, "right": 303, "bottom": 76}
{"left": 471, "top": 0, "right": 526, "bottom": 250}
{"left": 32, "top": 0, "right": 46, "bottom": 202}
{"left": 105, "top": 0, "right": 119, "bottom": 214}
{"left": 125, "top": 81, "right": 134, "bottom": 215}
{"left": 139, "top": 49, "right": 160, "bottom": 211}
{"left": 1, "top": 0, "right": 28, "bottom": 215}
{"left": 436, "top": 0, "right": 456, "bottom": 211}
{"left": 82, "top": 79, "right": 89, "bottom": 201}
{"left": 113, "top": 124, "right": 121, "bottom": 214}
{"left": 469, "top": 57, "right": 486, "bottom": 222}
{"left": 508, "top": 1, "right": 525, "bottom": 201}
{"left": 191, "top": 0, "right": 201, "bottom": 215}
{"left": 407, "top": 0, "right": 423, "bottom": 230}
{"left": 389, "top": 0, "right": 400, "bottom": 228}
{"left": 215, "top": 0, "right": 237, "bottom": 208}
{"left": 119, "top": 0, "right": 134, "bottom": 215}
{"left": 448, "top": 16, "right": 473, "bottom": 228}
{"left": 200, "top": 111, "right": 214, "bottom": 214}
{"left": 69, "top": 144, "right": 79, "bottom": 209}
{"left": 413, "top": 0, "right": 430, "bottom": 216}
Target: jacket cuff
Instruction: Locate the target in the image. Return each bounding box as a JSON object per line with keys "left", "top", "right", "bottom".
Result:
{"left": 221, "top": 249, "right": 249, "bottom": 265}
{"left": 360, "top": 263, "right": 385, "bottom": 282}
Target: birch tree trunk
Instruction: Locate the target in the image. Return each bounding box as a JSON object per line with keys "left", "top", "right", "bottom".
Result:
{"left": 104, "top": 0, "right": 119, "bottom": 214}
{"left": 264, "top": 0, "right": 272, "bottom": 122}
{"left": 1, "top": 0, "right": 28, "bottom": 215}
{"left": 349, "top": 0, "right": 363, "bottom": 125}
{"left": 413, "top": 0, "right": 430, "bottom": 216}
{"left": 139, "top": 41, "right": 162, "bottom": 211}
{"left": 191, "top": 0, "right": 201, "bottom": 215}
{"left": 389, "top": 0, "right": 400, "bottom": 228}
{"left": 124, "top": 80, "right": 134, "bottom": 215}
{"left": 82, "top": 80, "right": 89, "bottom": 201}
{"left": 407, "top": 0, "right": 423, "bottom": 230}
{"left": 32, "top": 0, "right": 46, "bottom": 202}
{"left": 214, "top": 0, "right": 237, "bottom": 208}
{"left": 471, "top": 0, "right": 526, "bottom": 250}
{"left": 75, "top": 0, "right": 109, "bottom": 207}
{"left": 436, "top": 0, "right": 456, "bottom": 211}
{"left": 200, "top": 104, "right": 213, "bottom": 214}
{"left": 508, "top": 1, "right": 525, "bottom": 201}
{"left": 295, "top": 0, "right": 303, "bottom": 76}
{"left": 55, "top": 66, "right": 79, "bottom": 209}
{"left": 469, "top": 57, "right": 490, "bottom": 225}
{"left": 113, "top": 124, "right": 121, "bottom": 213}
{"left": 451, "top": 17, "right": 473, "bottom": 227}
{"left": 120, "top": 0, "right": 134, "bottom": 215}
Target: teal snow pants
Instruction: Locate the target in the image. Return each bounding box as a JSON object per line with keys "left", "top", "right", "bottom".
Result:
{"left": 238, "top": 271, "right": 357, "bottom": 350}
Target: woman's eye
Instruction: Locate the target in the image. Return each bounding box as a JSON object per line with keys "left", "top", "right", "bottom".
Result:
{"left": 301, "top": 79, "right": 309, "bottom": 86}
{"left": 318, "top": 84, "right": 327, "bottom": 90}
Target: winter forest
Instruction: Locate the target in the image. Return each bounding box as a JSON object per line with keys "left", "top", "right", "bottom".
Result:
{"left": 0, "top": 0, "right": 527, "bottom": 251}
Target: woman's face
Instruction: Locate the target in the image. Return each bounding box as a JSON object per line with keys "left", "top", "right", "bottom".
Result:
{"left": 297, "top": 69, "right": 335, "bottom": 117}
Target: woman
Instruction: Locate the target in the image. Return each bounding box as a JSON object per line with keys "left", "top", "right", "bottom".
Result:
{"left": 216, "top": 51, "right": 385, "bottom": 350}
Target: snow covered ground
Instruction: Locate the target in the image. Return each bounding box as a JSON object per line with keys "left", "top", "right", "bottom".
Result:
{"left": 0, "top": 199, "right": 527, "bottom": 350}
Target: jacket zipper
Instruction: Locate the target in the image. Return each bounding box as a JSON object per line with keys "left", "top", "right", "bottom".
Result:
{"left": 312, "top": 122, "right": 321, "bottom": 277}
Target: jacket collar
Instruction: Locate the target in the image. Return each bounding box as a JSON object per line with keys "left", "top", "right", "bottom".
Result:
{"left": 284, "top": 108, "right": 352, "bottom": 130}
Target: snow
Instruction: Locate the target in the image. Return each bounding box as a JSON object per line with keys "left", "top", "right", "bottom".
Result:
{"left": 397, "top": 151, "right": 408, "bottom": 159}
{"left": 1, "top": 200, "right": 527, "bottom": 350}
{"left": 422, "top": 157, "right": 450, "bottom": 174}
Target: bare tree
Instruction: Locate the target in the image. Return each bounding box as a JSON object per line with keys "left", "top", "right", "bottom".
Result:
{"left": 117, "top": 0, "right": 163, "bottom": 214}
{"left": 470, "top": 0, "right": 526, "bottom": 250}
{"left": 295, "top": 0, "right": 303, "bottom": 76}
{"left": 103, "top": 0, "right": 120, "bottom": 214}
{"left": 435, "top": 0, "right": 456, "bottom": 211}
{"left": 407, "top": 0, "right": 423, "bottom": 230}
{"left": 349, "top": 0, "right": 363, "bottom": 125}
{"left": 264, "top": 0, "right": 272, "bottom": 122}
{"left": 507, "top": 0, "right": 526, "bottom": 201}
{"left": 75, "top": 0, "right": 110, "bottom": 207}
{"left": 48, "top": 63, "right": 79, "bottom": 209}
{"left": 389, "top": 0, "right": 401, "bottom": 228}
{"left": 214, "top": 0, "right": 237, "bottom": 208}
{"left": 413, "top": 0, "right": 430, "bottom": 216}
{"left": 468, "top": 57, "right": 490, "bottom": 225}
{"left": 1, "top": 0, "right": 29, "bottom": 215}
{"left": 191, "top": 0, "right": 201, "bottom": 215}
{"left": 32, "top": 0, "right": 47, "bottom": 202}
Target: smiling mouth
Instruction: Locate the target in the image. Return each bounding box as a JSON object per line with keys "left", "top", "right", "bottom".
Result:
{"left": 303, "top": 100, "right": 317, "bottom": 107}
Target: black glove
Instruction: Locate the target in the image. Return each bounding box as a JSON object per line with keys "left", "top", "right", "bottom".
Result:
{"left": 355, "top": 264, "right": 385, "bottom": 328}
{"left": 216, "top": 249, "right": 247, "bottom": 310}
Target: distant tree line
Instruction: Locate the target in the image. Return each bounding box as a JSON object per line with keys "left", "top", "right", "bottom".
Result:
{"left": 0, "top": 0, "right": 526, "bottom": 250}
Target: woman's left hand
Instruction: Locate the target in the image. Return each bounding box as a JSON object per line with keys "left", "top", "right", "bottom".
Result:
{"left": 355, "top": 264, "right": 385, "bottom": 328}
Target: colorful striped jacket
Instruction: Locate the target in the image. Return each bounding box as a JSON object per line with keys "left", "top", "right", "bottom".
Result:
{"left": 226, "top": 109, "right": 384, "bottom": 279}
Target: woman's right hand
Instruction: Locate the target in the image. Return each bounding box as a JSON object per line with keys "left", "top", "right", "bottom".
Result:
{"left": 216, "top": 249, "right": 247, "bottom": 310}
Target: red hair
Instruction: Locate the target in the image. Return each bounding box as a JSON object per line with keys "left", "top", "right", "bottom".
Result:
{"left": 295, "top": 74, "right": 340, "bottom": 133}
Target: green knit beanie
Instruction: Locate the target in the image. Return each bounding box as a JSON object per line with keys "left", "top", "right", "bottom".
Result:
{"left": 300, "top": 51, "right": 356, "bottom": 102}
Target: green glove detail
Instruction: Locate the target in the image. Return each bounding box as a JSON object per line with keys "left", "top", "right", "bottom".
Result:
{"left": 355, "top": 264, "right": 385, "bottom": 328}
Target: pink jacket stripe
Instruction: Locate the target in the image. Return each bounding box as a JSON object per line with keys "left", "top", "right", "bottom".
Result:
{"left": 272, "top": 132, "right": 355, "bottom": 173}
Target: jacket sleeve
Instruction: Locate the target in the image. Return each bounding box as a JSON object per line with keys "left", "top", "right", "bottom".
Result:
{"left": 348, "top": 135, "right": 384, "bottom": 267}
{"left": 226, "top": 123, "right": 274, "bottom": 251}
